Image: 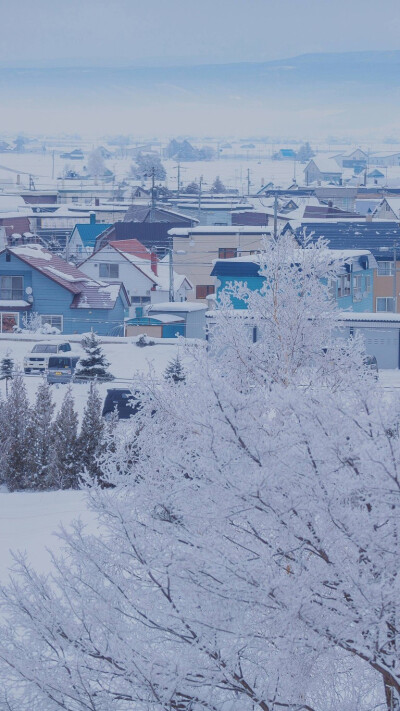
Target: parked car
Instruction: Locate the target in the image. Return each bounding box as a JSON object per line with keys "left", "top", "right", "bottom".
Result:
{"left": 102, "top": 389, "right": 141, "bottom": 420}
{"left": 46, "top": 355, "right": 80, "bottom": 384}
{"left": 24, "top": 342, "right": 72, "bottom": 373}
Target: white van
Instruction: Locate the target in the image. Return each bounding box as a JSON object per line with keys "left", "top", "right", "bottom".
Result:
{"left": 23, "top": 342, "right": 72, "bottom": 373}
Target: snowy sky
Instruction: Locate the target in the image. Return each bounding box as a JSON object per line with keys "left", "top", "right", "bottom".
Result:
{"left": 1, "top": 0, "right": 400, "bottom": 67}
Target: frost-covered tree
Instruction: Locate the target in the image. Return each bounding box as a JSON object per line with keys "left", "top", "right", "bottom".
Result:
{"left": 87, "top": 147, "right": 106, "bottom": 178}
{"left": 164, "top": 353, "right": 186, "bottom": 383}
{"left": 27, "top": 379, "right": 55, "bottom": 489}
{"left": 0, "top": 352, "right": 14, "bottom": 395}
{"left": 0, "top": 236, "right": 398, "bottom": 711}
{"left": 132, "top": 152, "right": 166, "bottom": 181}
{"left": 49, "top": 387, "right": 79, "bottom": 489}
{"left": 75, "top": 332, "right": 113, "bottom": 381}
{"left": 1, "top": 372, "right": 32, "bottom": 490}
{"left": 77, "top": 381, "right": 105, "bottom": 481}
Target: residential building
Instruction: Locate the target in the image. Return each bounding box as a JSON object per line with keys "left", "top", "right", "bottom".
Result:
{"left": 304, "top": 157, "right": 343, "bottom": 185}
{"left": 210, "top": 249, "right": 376, "bottom": 313}
{"left": 125, "top": 302, "right": 207, "bottom": 339}
{"left": 332, "top": 149, "right": 368, "bottom": 169}
{"left": 68, "top": 217, "right": 112, "bottom": 260}
{"left": 0, "top": 244, "right": 129, "bottom": 335}
{"left": 79, "top": 239, "right": 192, "bottom": 314}
{"left": 169, "top": 225, "right": 279, "bottom": 301}
{"left": 369, "top": 152, "right": 400, "bottom": 167}
{"left": 295, "top": 221, "right": 400, "bottom": 312}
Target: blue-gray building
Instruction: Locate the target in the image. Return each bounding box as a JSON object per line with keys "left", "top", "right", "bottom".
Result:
{"left": 210, "top": 249, "right": 376, "bottom": 312}
{"left": 0, "top": 244, "right": 129, "bottom": 335}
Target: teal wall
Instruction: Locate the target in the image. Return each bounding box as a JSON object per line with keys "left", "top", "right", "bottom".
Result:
{"left": 216, "top": 269, "right": 374, "bottom": 312}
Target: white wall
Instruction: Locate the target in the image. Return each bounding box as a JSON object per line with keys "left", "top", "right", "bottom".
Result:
{"left": 79, "top": 246, "right": 155, "bottom": 304}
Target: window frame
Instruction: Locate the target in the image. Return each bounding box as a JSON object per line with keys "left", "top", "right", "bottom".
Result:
{"left": 99, "top": 262, "right": 119, "bottom": 279}
{"left": 40, "top": 315, "right": 63, "bottom": 332}
{"left": 0, "top": 312, "right": 18, "bottom": 333}
{"left": 196, "top": 284, "right": 215, "bottom": 299}
{"left": 377, "top": 261, "right": 394, "bottom": 276}
{"left": 218, "top": 247, "right": 238, "bottom": 259}
{"left": 0, "top": 275, "right": 23, "bottom": 300}
{"left": 376, "top": 297, "right": 395, "bottom": 312}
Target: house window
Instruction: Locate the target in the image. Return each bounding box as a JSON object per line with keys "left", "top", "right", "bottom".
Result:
{"left": 353, "top": 275, "right": 362, "bottom": 301}
{"left": 0, "top": 312, "right": 18, "bottom": 333}
{"left": 40, "top": 315, "right": 63, "bottom": 332}
{"left": 130, "top": 296, "right": 151, "bottom": 305}
{"left": 0, "top": 276, "right": 23, "bottom": 300}
{"left": 218, "top": 248, "right": 237, "bottom": 259}
{"left": 376, "top": 297, "right": 395, "bottom": 312}
{"left": 364, "top": 276, "right": 371, "bottom": 293}
{"left": 99, "top": 263, "right": 119, "bottom": 278}
{"left": 196, "top": 285, "right": 215, "bottom": 299}
{"left": 337, "top": 274, "right": 351, "bottom": 298}
{"left": 377, "top": 261, "right": 394, "bottom": 276}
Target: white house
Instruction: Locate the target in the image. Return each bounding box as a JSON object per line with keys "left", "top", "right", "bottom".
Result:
{"left": 79, "top": 239, "right": 192, "bottom": 315}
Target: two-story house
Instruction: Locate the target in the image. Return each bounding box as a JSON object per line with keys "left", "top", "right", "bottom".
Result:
{"left": 0, "top": 244, "right": 129, "bottom": 335}
{"left": 79, "top": 239, "right": 192, "bottom": 315}
{"left": 210, "top": 249, "right": 376, "bottom": 313}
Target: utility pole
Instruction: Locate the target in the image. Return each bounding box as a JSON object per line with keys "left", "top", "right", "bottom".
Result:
{"left": 198, "top": 175, "right": 203, "bottom": 223}
{"left": 149, "top": 167, "right": 156, "bottom": 222}
{"left": 273, "top": 192, "right": 278, "bottom": 240}
{"left": 247, "top": 168, "right": 251, "bottom": 196}
{"left": 169, "top": 240, "right": 174, "bottom": 302}
{"left": 393, "top": 241, "right": 397, "bottom": 313}
{"left": 177, "top": 162, "right": 180, "bottom": 197}
{"left": 52, "top": 150, "right": 55, "bottom": 181}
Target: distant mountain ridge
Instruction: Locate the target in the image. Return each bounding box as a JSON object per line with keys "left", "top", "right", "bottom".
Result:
{"left": 1, "top": 50, "right": 399, "bottom": 137}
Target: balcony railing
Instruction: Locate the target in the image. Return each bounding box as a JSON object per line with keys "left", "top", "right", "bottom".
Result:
{"left": 0, "top": 290, "right": 25, "bottom": 300}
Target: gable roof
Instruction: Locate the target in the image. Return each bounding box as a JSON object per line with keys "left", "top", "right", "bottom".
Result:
{"left": 305, "top": 157, "right": 342, "bottom": 174}
{"left": 6, "top": 244, "right": 93, "bottom": 293}
{"left": 124, "top": 204, "right": 196, "bottom": 224}
{"left": 109, "top": 239, "right": 151, "bottom": 260}
{"left": 4, "top": 243, "right": 128, "bottom": 309}
{"left": 72, "top": 223, "right": 112, "bottom": 248}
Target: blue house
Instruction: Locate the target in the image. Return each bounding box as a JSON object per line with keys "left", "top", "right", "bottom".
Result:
{"left": 68, "top": 216, "right": 111, "bottom": 260}
{"left": 0, "top": 244, "right": 129, "bottom": 335}
{"left": 210, "top": 249, "right": 376, "bottom": 313}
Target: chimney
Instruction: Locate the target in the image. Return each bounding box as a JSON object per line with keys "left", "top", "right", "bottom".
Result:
{"left": 95, "top": 198, "right": 99, "bottom": 206}
{"left": 89, "top": 212, "right": 96, "bottom": 225}
{"left": 16, "top": 174, "right": 20, "bottom": 185}
{"left": 150, "top": 252, "right": 158, "bottom": 276}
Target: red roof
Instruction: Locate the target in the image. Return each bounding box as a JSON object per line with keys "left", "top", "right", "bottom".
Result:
{"left": 109, "top": 239, "right": 151, "bottom": 260}
{"left": 7, "top": 244, "right": 96, "bottom": 294}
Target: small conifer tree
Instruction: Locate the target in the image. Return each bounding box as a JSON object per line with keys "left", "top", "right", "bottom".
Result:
{"left": 2, "top": 372, "right": 32, "bottom": 490}
{"left": 75, "top": 332, "right": 114, "bottom": 381}
{"left": 49, "top": 386, "right": 79, "bottom": 489}
{"left": 78, "top": 382, "right": 105, "bottom": 481}
{"left": 28, "top": 379, "right": 55, "bottom": 489}
{"left": 0, "top": 352, "right": 14, "bottom": 395}
{"left": 164, "top": 354, "right": 186, "bottom": 384}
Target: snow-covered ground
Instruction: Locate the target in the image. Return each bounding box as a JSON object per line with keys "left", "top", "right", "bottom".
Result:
{"left": 0, "top": 335, "right": 179, "bottom": 419}
{"left": 0, "top": 335, "right": 182, "bottom": 584}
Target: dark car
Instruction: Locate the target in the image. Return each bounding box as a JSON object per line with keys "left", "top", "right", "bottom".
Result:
{"left": 102, "top": 389, "right": 141, "bottom": 420}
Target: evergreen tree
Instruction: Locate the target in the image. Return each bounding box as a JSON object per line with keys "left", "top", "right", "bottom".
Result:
{"left": 75, "top": 332, "right": 113, "bottom": 381}
{"left": 183, "top": 180, "right": 200, "bottom": 194}
{"left": 210, "top": 175, "right": 226, "bottom": 193}
{"left": 27, "top": 379, "right": 55, "bottom": 489}
{"left": 2, "top": 372, "right": 32, "bottom": 490}
{"left": 296, "top": 142, "right": 315, "bottom": 162}
{"left": 78, "top": 382, "right": 105, "bottom": 481}
{"left": 49, "top": 387, "right": 79, "bottom": 489}
{"left": 164, "top": 354, "right": 186, "bottom": 383}
{"left": 0, "top": 351, "right": 14, "bottom": 395}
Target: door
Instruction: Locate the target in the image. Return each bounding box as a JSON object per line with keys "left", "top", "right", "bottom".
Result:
{"left": 358, "top": 327, "right": 399, "bottom": 369}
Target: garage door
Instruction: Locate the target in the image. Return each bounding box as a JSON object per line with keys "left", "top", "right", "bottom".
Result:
{"left": 357, "top": 328, "right": 399, "bottom": 369}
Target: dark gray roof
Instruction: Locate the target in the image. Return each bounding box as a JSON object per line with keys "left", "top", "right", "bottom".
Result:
{"left": 296, "top": 221, "right": 400, "bottom": 259}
